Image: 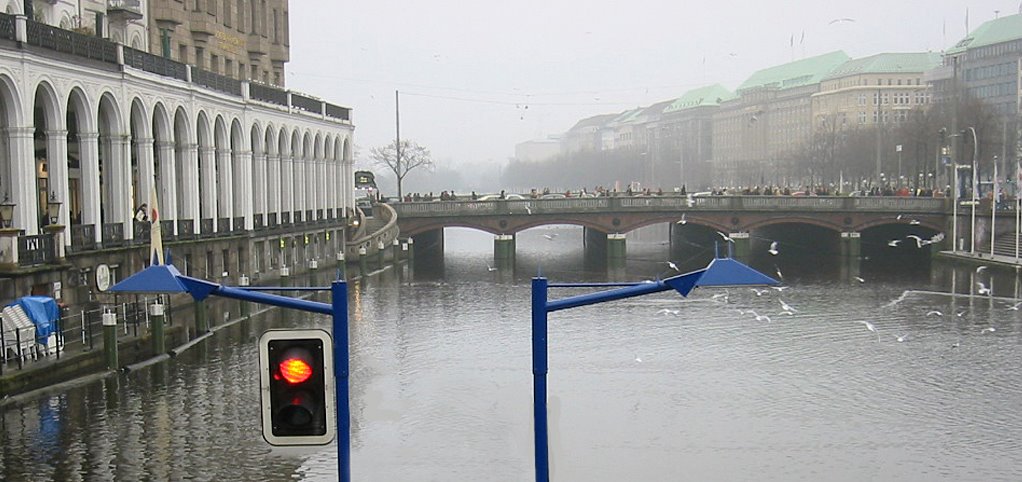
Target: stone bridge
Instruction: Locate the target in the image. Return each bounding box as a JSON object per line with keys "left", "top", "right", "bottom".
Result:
{"left": 392, "top": 195, "right": 954, "bottom": 262}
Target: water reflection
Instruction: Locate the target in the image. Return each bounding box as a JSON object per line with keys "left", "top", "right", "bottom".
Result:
{"left": 2, "top": 226, "right": 1021, "bottom": 481}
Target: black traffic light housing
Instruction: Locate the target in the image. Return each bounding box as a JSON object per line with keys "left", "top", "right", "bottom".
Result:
{"left": 259, "top": 329, "right": 335, "bottom": 446}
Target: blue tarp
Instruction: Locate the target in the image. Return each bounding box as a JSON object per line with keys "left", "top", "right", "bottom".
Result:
{"left": 8, "top": 296, "right": 60, "bottom": 344}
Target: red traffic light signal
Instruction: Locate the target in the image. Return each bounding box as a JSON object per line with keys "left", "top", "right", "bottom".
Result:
{"left": 259, "top": 329, "right": 335, "bottom": 446}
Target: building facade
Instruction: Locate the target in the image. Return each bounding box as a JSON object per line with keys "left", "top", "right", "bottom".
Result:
{"left": 0, "top": 11, "right": 353, "bottom": 308}
{"left": 712, "top": 51, "right": 850, "bottom": 186}
{"left": 148, "top": 0, "right": 288, "bottom": 87}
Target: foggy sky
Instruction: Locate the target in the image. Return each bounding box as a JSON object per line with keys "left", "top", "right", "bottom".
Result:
{"left": 288, "top": 0, "right": 1015, "bottom": 168}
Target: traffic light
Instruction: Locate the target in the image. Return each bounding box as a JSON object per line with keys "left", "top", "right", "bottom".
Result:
{"left": 258, "top": 329, "right": 335, "bottom": 446}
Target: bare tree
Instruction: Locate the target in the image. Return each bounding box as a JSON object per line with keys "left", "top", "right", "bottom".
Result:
{"left": 369, "top": 140, "right": 433, "bottom": 199}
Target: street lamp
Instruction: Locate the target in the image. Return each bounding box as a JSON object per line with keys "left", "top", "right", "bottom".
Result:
{"left": 530, "top": 254, "right": 778, "bottom": 482}
{"left": 46, "top": 191, "right": 62, "bottom": 225}
{"left": 0, "top": 193, "right": 15, "bottom": 229}
{"left": 963, "top": 127, "right": 978, "bottom": 254}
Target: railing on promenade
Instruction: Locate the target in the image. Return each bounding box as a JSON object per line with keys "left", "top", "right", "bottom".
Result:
{"left": 391, "top": 195, "right": 950, "bottom": 218}
{"left": 0, "top": 296, "right": 163, "bottom": 373}
{"left": 17, "top": 234, "right": 54, "bottom": 266}
{"left": 0, "top": 13, "right": 15, "bottom": 41}
{"left": 123, "top": 46, "right": 188, "bottom": 81}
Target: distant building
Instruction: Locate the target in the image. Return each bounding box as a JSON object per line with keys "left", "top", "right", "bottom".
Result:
{"left": 712, "top": 51, "right": 850, "bottom": 186}
{"left": 515, "top": 136, "right": 562, "bottom": 163}
{"left": 813, "top": 52, "right": 941, "bottom": 130}
{"left": 930, "top": 13, "right": 1022, "bottom": 118}
{"left": 653, "top": 84, "right": 732, "bottom": 189}
{"left": 561, "top": 112, "right": 619, "bottom": 154}
{"left": 10, "top": 0, "right": 148, "bottom": 49}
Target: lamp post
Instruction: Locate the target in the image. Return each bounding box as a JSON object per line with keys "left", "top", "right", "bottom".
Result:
{"left": 0, "top": 193, "right": 15, "bottom": 229}
{"left": 530, "top": 254, "right": 778, "bottom": 482}
{"left": 46, "top": 191, "right": 62, "bottom": 225}
{"left": 964, "top": 127, "right": 978, "bottom": 254}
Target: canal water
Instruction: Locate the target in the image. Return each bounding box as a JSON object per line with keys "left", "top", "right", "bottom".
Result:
{"left": 3, "top": 226, "right": 1022, "bottom": 481}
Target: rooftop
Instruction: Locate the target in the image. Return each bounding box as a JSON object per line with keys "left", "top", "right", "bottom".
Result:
{"left": 947, "top": 13, "right": 1022, "bottom": 54}
{"left": 737, "top": 51, "right": 850, "bottom": 93}
{"left": 567, "top": 112, "right": 620, "bottom": 132}
{"left": 663, "top": 84, "right": 734, "bottom": 114}
{"left": 824, "top": 52, "right": 942, "bottom": 80}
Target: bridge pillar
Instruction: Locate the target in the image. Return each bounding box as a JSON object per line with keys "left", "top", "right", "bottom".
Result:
{"left": 494, "top": 234, "right": 516, "bottom": 262}
{"left": 607, "top": 233, "right": 626, "bottom": 261}
{"left": 840, "top": 232, "right": 861, "bottom": 281}
{"left": 729, "top": 233, "right": 750, "bottom": 260}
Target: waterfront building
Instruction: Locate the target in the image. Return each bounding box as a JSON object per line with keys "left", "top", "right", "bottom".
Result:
{"left": 653, "top": 84, "right": 731, "bottom": 189}
{"left": 0, "top": 11, "right": 354, "bottom": 307}
{"left": 711, "top": 51, "right": 850, "bottom": 186}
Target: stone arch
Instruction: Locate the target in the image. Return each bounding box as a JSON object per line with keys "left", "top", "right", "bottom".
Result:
{"left": 151, "top": 102, "right": 176, "bottom": 226}
{"left": 128, "top": 97, "right": 152, "bottom": 230}
{"left": 196, "top": 110, "right": 215, "bottom": 226}
{"left": 230, "top": 117, "right": 245, "bottom": 227}
{"left": 277, "top": 126, "right": 290, "bottom": 221}
{"left": 130, "top": 33, "right": 144, "bottom": 50}
{"left": 32, "top": 81, "right": 63, "bottom": 230}
{"left": 65, "top": 87, "right": 93, "bottom": 235}
{"left": 300, "top": 130, "right": 312, "bottom": 219}
{"left": 97, "top": 92, "right": 127, "bottom": 240}
{"left": 213, "top": 114, "right": 230, "bottom": 224}
{"left": 173, "top": 106, "right": 195, "bottom": 229}
{"left": 0, "top": 74, "right": 24, "bottom": 229}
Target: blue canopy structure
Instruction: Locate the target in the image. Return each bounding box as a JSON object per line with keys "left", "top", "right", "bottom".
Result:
{"left": 109, "top": 264, "right": 190, "bottom": 293}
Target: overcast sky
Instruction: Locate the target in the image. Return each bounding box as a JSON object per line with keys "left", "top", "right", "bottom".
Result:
{"left": 287, "top": 0, "right": 1017, "bottom": 167}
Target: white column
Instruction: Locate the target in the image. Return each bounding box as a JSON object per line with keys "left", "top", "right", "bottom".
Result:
{"left": 294, "top": 155, "right": 305, "bottom": 219}
{"left": 135, "top": 136, "right": 155, "bottom": 241}
{"left": 235, "top": 149, "right": 253, "bottom": 229}
{"left": 253, "top": 151, "right": 266, "bottom": 221}
{"left": 282, "top": 154, "right": 293, "bottom": 221}
{"left": 179, "top": 143, "right": 200, "bottom": 233}
{"left": 45, "top": 129, "right": 70, "bottom": 230}
{"left": 269, "top": 153, "right": 280, "bottom": 222}
{"left": 6, "top": 127, "right": 37, "bottom": 234}
{"left": 199, "top": 146, "right": 217, "bottom": 230}
{"left": 155, "top": 141, "right": 178, "bottom": 233}
{"left": 79, "top": 132, "right": 102, "bottom": 243}
{"left": 217, "top": 147, "right": 233, "bottom": 225}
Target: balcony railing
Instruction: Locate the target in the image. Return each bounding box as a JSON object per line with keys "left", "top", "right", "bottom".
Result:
{"left": 217, "top": 217, "right": 230, "bottom": 233}
{"left": 232, "top": 216, "right": 245, "bottom": 232}
{"left": 306, "top": 210, "right": 314, "bottom": 223}
{"left": 25, "top": 20, "right": 117, "bottom": 64}
{"left": 191, "top": 68, "right": 242, "bottom": 96}
{"left": 291, "top": 93, "right": 321, "bottom": 114}
{"left": 0, "top": 13, "right": 15, "bottom": 41}
{"left": 160, "top": 220, "right": 174, "bottom": 239}
{"left": 325, "top": 103, "right": 351, "bottom": 121}
{"left": 177, "top": 219, "right": 195, "bottom": 238}
{"left": 200, "top": 218, "right": 214, "bottom": 237}
{"left": 132, "top": 220, "right": 151, "bottom": 242}
{"left": 293, "top": 211, "right": 302, "bottom": 223}
{"left": 254, "top": 213, "right": 264, "bottom": 229}
{"left": 249, "top": 82, "right": 288, "bottom": 106}
{"left": 70, "top": 224, "right": 96, "bottom": 252}
{"left": 18, "top": 234, "right": 54, "bottom": 266}
{"left": 281, "top": 212, "right": 290, "bottom": 224}
{"left": 123, "top": 47, "right": 188, "bottom": 81}
{"left": 268, "top": 213, "right": 278, "bottom": 226}
{"left": 101, "top": 223, "right": 124, "bottom": 248}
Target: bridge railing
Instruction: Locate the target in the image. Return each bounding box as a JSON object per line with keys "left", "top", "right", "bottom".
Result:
{"left": 391, "top": 195, "right": 949, "bottom": 217}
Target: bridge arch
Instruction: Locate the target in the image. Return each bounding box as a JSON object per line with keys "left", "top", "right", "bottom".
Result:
{"left": 744, "top": 216, "right": 845, "bottom": 233}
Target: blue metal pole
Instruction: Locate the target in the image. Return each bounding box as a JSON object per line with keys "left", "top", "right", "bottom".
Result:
{"left": 332, "top": 280, "right": 351, "bottom": 482}
{"left": 531, "top": 277, "right": 549, "bottom": 482}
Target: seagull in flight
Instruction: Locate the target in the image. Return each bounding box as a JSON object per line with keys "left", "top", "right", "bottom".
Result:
{"left": 906, "top": 235, "right": 924, "bottom": 248}
{"left": 857, "top": 320, "right": 881, "bottom": 342}
{"left": 854, "top": 276, "right": 865, "bottom": 284}
{"left": 685, "top": 194, "right": 695, "bottom": 207}
{"left": 981, "top": 326, "right": 996, "bottom": 333}
{"left": 779, "top": 299, "right": 797, "bottom": 312}
{"left": 926, "top": 310, "right": 943, "bottom": 317}
{"left": 775, "top": 266, "right": 784, "bottom": 280}
{"left": 751, "top": 288, "right": 768, "bottom": 296}
{"left": 829, "top": 17, "right": 855, "bottom": 24}
{"left": 895, "top": 334, "right": 909, "bottom": 342}
{"left": 542, "top": 233, "right": 558, "bottom": 240}
{"left": 771, "top": 286, "right": 789, "bottom": 292}
{"left": 888, "top": 239, "right": 902, "bottom": 247}
{"left": 1007, "top": 301, "right": 1022, "bottom": 311}
{"left": 656, "top": 308, "right": 680, "bottom": 316}
{"left": 676, "top": 213, "right": 687, "bottom": 225}
{"left": 749, "top": 310, "right": 771, "bottom": 322}
{"left": 768, "top": 241, "right": 779, "bottom": 256}
{"left": 485, "top": 263, "right": 497, "bottom": 272}
{"left": 524, "top": 205, "right": 532, "bottom": 215}
{"left": 634, "top": 355, "right": 643, "bottom": 363}
{"left": 909, "top": 219, "right": 921, "bottom": 225}
{"left": 977, "top": 281, "right": 991, "bottom": 296}
{"left": 711, "top": 292, "right": 730, "bottom": 302}
{"left": 665, "top": 261, "right": 680, "bottom": 272}
{"left": 976, "top": 265, "right": 988, "bottom": 273}
{"left": 717, "top": 231, "right": 734, "bottom": 243}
